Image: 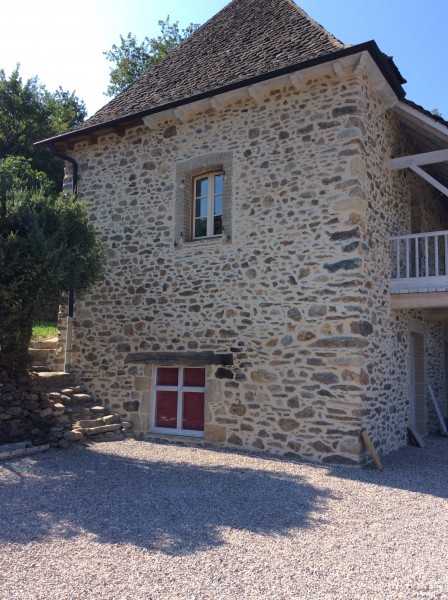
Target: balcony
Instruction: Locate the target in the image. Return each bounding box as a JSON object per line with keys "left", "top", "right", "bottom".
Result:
{"left": 391, "top": 230, "right": 448, "bottom": 310}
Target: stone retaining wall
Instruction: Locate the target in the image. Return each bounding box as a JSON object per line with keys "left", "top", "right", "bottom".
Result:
{"left": 0, "top": 371, "right": 74, "bottom": 446}
{"left": 0, "top": 371, "right": 131, "bottom": 448}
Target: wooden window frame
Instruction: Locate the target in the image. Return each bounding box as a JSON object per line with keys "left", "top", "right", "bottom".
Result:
{"left": 192, "top": 171, "right": 224, "bottom": 240}
{"left": 175, "top": 152, "right": 233, "bottom": 244}
{"left": 151, "top": 366, "right": 205, "bottom": 438}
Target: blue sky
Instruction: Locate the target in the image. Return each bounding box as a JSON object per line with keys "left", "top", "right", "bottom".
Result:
{"left": 1, "top": 0, "right": 447, "bottom": 118}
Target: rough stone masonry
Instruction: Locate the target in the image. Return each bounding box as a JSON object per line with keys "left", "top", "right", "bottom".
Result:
{"left": 53, "top": 67, "right": 448, "bottom": 465}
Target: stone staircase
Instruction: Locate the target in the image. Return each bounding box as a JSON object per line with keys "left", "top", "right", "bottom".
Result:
{"left": 36, "top": 372, "right": 133, "bottom": 447}
{"left": 26, "top": 332, "right": 134, "bottom": 449}
{"left": 29, "top": 337, "right": 60, "bottom": 372}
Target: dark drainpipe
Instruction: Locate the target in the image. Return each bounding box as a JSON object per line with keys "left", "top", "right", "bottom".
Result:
{"left": 49, "top": 142, "right": 78, "bottom": 374}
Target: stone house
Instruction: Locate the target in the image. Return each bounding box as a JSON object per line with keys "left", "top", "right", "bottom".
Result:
{"left": 38, "top": 0, "right": 448, "bottom": 465}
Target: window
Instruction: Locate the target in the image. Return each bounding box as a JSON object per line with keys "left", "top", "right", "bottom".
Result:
{"left": 175, "top": 152, "right": 233, "bottom": 243}
{"left": 193, "top": 172, "right": 224, "bottom": 238}
{"left": 152, "top": 367, "right": 205, "bottom": 437}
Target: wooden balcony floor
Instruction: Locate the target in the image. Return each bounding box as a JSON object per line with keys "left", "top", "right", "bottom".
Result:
{"left": 391, "top": 288, "right": 448, "bottom": 309}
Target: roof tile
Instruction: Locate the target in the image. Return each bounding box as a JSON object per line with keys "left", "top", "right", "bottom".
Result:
{"left": 73, "top": 0, "right": 347, "bottom": 133}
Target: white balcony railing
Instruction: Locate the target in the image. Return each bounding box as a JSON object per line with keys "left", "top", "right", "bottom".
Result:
{"left": 391, "top": 230, "right": 448, "bottom": 293}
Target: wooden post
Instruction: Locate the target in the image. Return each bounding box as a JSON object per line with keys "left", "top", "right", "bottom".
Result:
{"left": 0, "top": 444, "right": 49, "bottom": 461}
{"left": 408, "top": 426, "right": 425, "bottom": 448}
{"left": 427, "top": 383, "right": 448, "bottom": 435}
{"left": 360, "top": 429, "right": 383, "bottom": 471}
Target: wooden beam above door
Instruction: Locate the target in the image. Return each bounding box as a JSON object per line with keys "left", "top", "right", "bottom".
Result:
{"left": 423, "top": 308, "right": 448, "bottom": 322}
{"left": 125, "top": 351, "right": 234, "bottom": 366}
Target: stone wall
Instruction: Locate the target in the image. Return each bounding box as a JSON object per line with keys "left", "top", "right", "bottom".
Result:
{"left": 0, "top": 371, "right": 75, "bottom": 446}
{"left": 351, "top": 75, "right": 448, "bottom": 454}
{"left": 1, "top": 373, "right": 50, "bottom": 445}
{"left": 60, "top": 67, "right": 447, "bottom": 464}
{"left": 0, "top": 370, "right": 132, "bottom": 448}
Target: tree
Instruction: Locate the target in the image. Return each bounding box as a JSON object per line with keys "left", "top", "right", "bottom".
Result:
{"left": 0, "top": 66, "right": 86, "bottom": 189}
{"left": 0, "top": 184, "right": 106, "bottom": 374}
{"left": 104, "top": 16, "right": 199, "bottom": 97}
{"left": 431, "top": 108, "right": 443, "bottom": 119}
{"left": 0, "top": 155, "right": 55, "bottom": 200}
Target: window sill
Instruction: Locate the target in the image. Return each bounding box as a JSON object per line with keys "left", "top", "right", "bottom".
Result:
{"left": 150, "top": 428, "right": 204, "bottom": 439}
{"left": 175, "top": 236, "right": 231, "bottom": 250}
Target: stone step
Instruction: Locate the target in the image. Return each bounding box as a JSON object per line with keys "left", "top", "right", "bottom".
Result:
{"left": 103, "top": 414, "right": 121, "bottom": 425}
{"left": 30, "top": 337, "right": 58, "bottom": 350}
{"left": 29, "top": 338, "right": 60, "bottom": 372}
{"left": 29, "top": 348, "right": 50, "bottom": 364}
{"left": 63, "top": 430, "right": 84, "bottom": 442}
{"left": 72, "top": 393, "right": 93, "bottom": 404}
{"left": 75, "top": 418, "right": 106, "bottom": 429}
{"left": 84, "top": 423, "right": 122, "bottom": 436}
{"left": 64, "top": 403, "right": 92, "bottom": 413}
{"left": 37, "top": 372, "right": 75, "bottom": 391}
{"left": 68, "top": 411, "right": 92, "bottom": 422}
{"left": 90, "top": 406, "right": 105, "bottom": 417}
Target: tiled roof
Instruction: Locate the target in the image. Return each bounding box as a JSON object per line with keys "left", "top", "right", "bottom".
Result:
{"left": 403, "top": 98, "right": 448, "bottom": 129}
{"left": 69, "top": 0, "right": 348, "bottom": 134}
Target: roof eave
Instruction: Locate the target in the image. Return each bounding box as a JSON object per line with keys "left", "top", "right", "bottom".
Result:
{"left": 35, "top": 41, "right": 405, "bottom": 148}
{"left": 394, "top": 101, "right": 448, "bottom": 144}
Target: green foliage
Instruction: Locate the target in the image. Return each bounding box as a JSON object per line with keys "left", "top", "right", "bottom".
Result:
{"left": 0, "top": 66, "right": 86, "bottom": 189}
{"left": 0, "top": 187, "right": 106, "bottom": 374}
{"left": 0, "top": 66, "right": 96, "bottom": 374}
{"left": 104, "top": 16, "right": 199, "bottom": 97}
{"left": 43, "top": 194, "right": 107, "bottom": 295}
{"left": 0, "top": 155, "right": 55, "bottom": 202}
{"left": 32, "top": 322, "right": 58, "bottom": 340}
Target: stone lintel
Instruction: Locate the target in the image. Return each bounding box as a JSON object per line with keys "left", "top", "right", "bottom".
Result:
{"left": 125, "top": 351, "right": 234, "bottom": 366}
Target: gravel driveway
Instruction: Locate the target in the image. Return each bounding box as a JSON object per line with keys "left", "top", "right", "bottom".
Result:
{"left": 0, "top": 437, "right": 447, "bottom": 599}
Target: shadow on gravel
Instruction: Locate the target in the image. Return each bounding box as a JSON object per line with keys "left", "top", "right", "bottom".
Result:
{"left": 0, "top": 445, "right": 333, "bottom": 555}
{"left": 326, "top": 436, "right": 448, "bottom": 499}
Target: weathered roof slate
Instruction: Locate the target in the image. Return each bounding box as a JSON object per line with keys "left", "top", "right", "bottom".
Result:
{"left": 69, "top": 0, "right": 348, "bottom": 134}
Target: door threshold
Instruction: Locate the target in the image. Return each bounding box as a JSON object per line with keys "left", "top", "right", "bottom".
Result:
{"left": 144, "top": 433, "right": 206, "bottom": 447}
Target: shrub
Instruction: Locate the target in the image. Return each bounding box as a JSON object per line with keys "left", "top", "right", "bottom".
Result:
{"left": 0, "top": 188, "right": 106, "bottom": 373}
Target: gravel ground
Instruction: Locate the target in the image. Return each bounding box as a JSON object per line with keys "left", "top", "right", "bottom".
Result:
{"left": 0, "top": 437, "right": 447, "bottom": 600}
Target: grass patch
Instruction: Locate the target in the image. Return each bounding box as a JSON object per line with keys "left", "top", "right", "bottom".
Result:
{"left": 32, "top": 321, "right": 58, "bottom": 340}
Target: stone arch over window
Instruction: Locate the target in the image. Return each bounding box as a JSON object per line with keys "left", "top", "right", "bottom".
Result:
{"left": 174, "top": 152, "right": 233, "bottom": 243}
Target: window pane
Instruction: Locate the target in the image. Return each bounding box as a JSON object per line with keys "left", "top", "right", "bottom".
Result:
{"left": 157, "top": 367, "right": 178, "bottom": 386}
{"left": 195, "top": 197, "right": 208, "bottom": 218}
{"left": 156, "top": 391, "right": 178, "bottom": 428}
{"left": 183, "top": 392, "right": 205, "bottom": 431}
{"left": 214, "top": 174, "right": 223, "bottom": 194}
{"left": 214, "top": 195, "right": 223, "bottom": 215}
{"left": 213, "top": 215, "right": 223, "bottom": 235}
{"left": 195, "top": 177, "right": 208, "bottom": 198}
{"left": 184, "top": 368, "right": 205, "bottom": 387}
{"left": 195, "top": 217, "right": 207, "bottom": 238}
